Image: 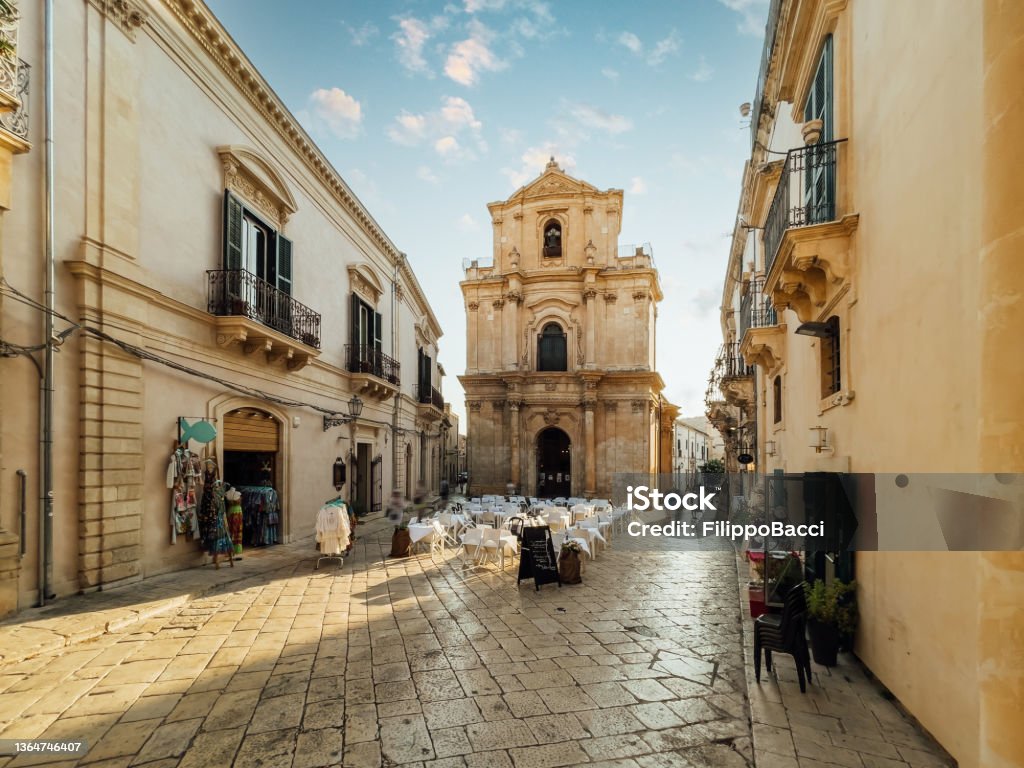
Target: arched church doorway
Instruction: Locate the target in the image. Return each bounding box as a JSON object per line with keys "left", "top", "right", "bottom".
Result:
{"left": 537, "top": 427, "right": 571, "bottom": 498}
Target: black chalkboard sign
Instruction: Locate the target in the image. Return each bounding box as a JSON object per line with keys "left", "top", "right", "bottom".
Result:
{"left": 517, "top": 525, "right": 561, "bottom": 591}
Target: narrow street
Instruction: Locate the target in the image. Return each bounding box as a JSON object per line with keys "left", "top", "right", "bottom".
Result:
{"left": 0, "top": 518, "right": 752, "bottom": 767}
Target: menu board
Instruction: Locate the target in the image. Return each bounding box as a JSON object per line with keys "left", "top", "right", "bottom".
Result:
{"left": 517, "top": 525, "right": 561, "bottom": 591}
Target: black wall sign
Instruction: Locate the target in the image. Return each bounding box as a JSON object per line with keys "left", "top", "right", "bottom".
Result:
{"left": 517, "top": 525, "right": 561, "bottom": 591}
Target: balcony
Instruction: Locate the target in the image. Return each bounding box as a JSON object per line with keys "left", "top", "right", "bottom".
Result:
{"left": 719, "top": 342, "right": 755, "bottom": 408}
{"left": 346, "top": 344, "right": 400, "bottom": 400}
{"left": 207, "top": 269, "right": 321, "bottom": 370}
{"left": 416, "top": 384, "right": 445, "bottom": 420}
{"left": 739, "top": 276, "right": 786, "bottom": 372}
{"left": 763, "top": 139, "right": 858, "bottom": 322}
{"left": 0, "top": 58, "right": 27, "bottom": 142}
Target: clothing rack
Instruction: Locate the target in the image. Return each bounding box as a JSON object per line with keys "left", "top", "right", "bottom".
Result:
{"left": 316, "top": 497, "right": 348, "bottom": 570}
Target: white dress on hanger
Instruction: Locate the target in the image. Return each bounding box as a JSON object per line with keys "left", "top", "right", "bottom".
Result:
{"left": 315, "top": 504, "right": 351, "bottom": 555}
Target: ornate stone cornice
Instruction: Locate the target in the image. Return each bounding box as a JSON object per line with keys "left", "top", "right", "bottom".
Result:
{"left": 89, "top": 0, "right": 148, "bottom": 40}
{"left": 155, "top": 0, "right": 442, "bottom": 340}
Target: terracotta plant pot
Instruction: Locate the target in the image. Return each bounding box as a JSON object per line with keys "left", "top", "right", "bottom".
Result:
{"left": 748, "top": 583, "right": 766, "bottom": 618}
{"left": 558, "top": 550, "right": 582, "bottom": 584}
{"left": 390, "top": 528, "right": 411, "bottom": 558}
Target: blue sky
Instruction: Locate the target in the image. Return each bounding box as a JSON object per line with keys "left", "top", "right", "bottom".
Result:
{"left": 206, "top": 0, "right": 770, "bottom": 428}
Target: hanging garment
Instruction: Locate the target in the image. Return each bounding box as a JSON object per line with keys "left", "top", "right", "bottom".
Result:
{"left": 226, "top": 488, "right": 244, "bottom": 555}
{"left": 168, "top": 449, "right": 202, "bottom": 544}
{"left": 315, "top": 503, "right": 351, "bottom": 556}
{"left": 199, "top": 469, "right": 233, "bottom": 556}
{"left": 236, "top": 486, "right": 281, "bottom": 547}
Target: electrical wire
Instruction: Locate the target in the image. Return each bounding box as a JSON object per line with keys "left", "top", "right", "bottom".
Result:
{"left": 1, "top": 279, "right": 446, "bottom": 436}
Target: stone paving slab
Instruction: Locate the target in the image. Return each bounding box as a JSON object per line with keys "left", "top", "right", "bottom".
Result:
{"left": 732, "top": 553, "right": 957, "bottom": 768}
{"left": 0, "top": 514, "right": 395, "bottom": 670}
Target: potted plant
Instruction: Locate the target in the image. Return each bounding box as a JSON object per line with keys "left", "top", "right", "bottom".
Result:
{"left": 805, "top": 579, "right": 858, "bottom": 666}
{"left": 558, "top": 540, "right": 583, "bottom": 584}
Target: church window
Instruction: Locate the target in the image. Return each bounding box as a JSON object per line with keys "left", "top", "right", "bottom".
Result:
{"left": 538, "top": 322, "right": 567, "bottom": 371}
{"left": 542, "top": 220, "right": 562, "bottom": 258}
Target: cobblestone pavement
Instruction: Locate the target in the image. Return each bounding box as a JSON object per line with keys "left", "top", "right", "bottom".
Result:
{"left": 0, "top": 519, "right": 752, "bottom": 768}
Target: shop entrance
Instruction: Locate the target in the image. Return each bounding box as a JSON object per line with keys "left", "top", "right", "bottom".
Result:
{"left": 354, "top": 443, "right": 371, "bottom": 516}
{"left": 537, "top": 427, "right": 571, "bottom": 498}
{"left": 222, "top": 408, "right": 282, "bottom": 547}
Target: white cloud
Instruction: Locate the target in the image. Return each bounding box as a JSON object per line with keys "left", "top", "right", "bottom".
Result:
{"left": 417, "top": 165, "right": 440, "bottom": 184}
{"left": 629, "top": 176, "right": 647, "bottom": 195}
{"left": 464, "top": 0, "right": 507, "bottom": 10}
{"left": 501, "top": 143, "right": 577, "bottom": 189}
{"left": 499, "top": 127, "right": 524, "bottom": 146}
{"left": 386, "top": 96, "right": 487, "bottom": 160}
{"left": 392, "top": 16, "right": 448, "bottom": 75}
{"left": 601, "top": 67, "right": 620, "bottom": 81}
{"left": 616, "top": 29, "right": 682, "bottom": 66}
{"left": 618, "top": 31, "right": 642, "bottom": 54}
{"left": 445, "top": 20, "right": 506, "bottom": 86}
{"left": 307, "top": 87, "right": 363, "bottom": 139}
{"left": 457, "top": 213, "right": 480, "bottom": 232}
{"left": 566, "top": 101, "right": 633, "bottom": 135}
{"left": 690, "top": 54, "right": 714, "bottom": 82}
{"left": 345, "top": 21, "right": 378, "bottom": 47}
{"left": 717, "top": 0, "right": 770, "bottom": 36}
{"left": 435, "top": 136, "right": 460, "bottom": 156}
{"left": 648, "top": 30, "right": 681, "bottom": 66}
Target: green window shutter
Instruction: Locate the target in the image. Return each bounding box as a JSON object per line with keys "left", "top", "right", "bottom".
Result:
{"left": 805, "top": 35, "right": 833, "bottom": 140}
{"left": 276, "top": 235, "right": 292, "bottom": 295}
{"left": 350, "top": 294, "right": 361, "bottom": 348}
{"left": 373, "top": 311, "right": 383, "bottom": 354}
{"left": 223, "top": 190, "right": 243, "bottom": 270}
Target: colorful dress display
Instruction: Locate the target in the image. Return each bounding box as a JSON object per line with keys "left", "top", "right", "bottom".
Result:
{"left": 199, "top": 468, "right": 234, "bottom": 557}
{"left": 226, "top": 488, "right": 244, "bottom": 555}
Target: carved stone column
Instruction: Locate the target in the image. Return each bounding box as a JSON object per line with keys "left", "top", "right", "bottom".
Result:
{"left": 583, "top": 401, "right": 596, "bottom": 497}
{"left": 504, "top": 289, "right": 522, "bottom": 371}
{"left": 508, "top": 397, "right": 522, "bottom": 491}
{"left": 583, "top": 286, "right": 597, "bottom": 368}
{"left": 466, "top": 301, "right": 479, "bottom": 372}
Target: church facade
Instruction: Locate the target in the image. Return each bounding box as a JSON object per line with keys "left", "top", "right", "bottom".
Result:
{"left": 459, "top": 160, "right": 672, "bottom": 499}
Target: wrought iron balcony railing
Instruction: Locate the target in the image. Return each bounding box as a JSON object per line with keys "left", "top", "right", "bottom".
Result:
{"left": 719, "top": 342, "right": 754, "bottom": 379}
{"left": 346, "top": 344, "right": 400, "bottom": 385}
{"left": 764, "top": 138, "right": 846, "bottom": 276}
{"left": 0, "top": 58, "right": 28, "bottom": 139}
{"left": 739, "top": 276, "right": 778, "bottom": 339}
{"left": 416, "top": 384, "right": 444, "bottom": 410}
{"left": 207, "top": 269, "right": 321, "bottom": 349}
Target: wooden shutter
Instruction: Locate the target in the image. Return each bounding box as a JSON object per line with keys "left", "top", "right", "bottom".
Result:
{"left": 223, "top": 191, "right": 243, "bottom": 270}
{"left": 805, "top": 35, "right": 833, "bottom": 140}
{"left": 276, "top": 235, "right": 292, "bottom": 295}
{"left": 373, "top": 311, "right": 383, "bottom": 354}
{"left": 350, "top": 294, "right": 361, "bottom": 348}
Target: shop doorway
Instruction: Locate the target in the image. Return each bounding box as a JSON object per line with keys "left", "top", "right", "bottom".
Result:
{"left": 354, "top": 443, "right": 371, "bottom": 516}
{"left": 537, "top": 427, "right": 571, "bottom": 498}
{"left": 222, "top": 408, "right": 282, "bottom": 546}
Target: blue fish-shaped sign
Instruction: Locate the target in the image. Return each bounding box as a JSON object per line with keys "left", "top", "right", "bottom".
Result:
{"left": 179, "top": 418, "right": 217, "bottom": 444}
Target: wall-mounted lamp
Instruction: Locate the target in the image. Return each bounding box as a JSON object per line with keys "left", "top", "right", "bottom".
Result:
{"left": 323, "top": 395, "right": 365, "bottom": 431}
{"left": 795, "top": 321, "right": 833, "bottom": 338}
{"left": 809, "top": 426, "right": 831, "bottom": 453}
{"left": 332, "top": 456, "right": 346, "bottom": 491}
{"left": 765, "top": 440, "right": 777, "bottom": 457}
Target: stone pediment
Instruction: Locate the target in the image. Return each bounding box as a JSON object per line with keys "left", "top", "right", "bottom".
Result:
{"left": 348, "top": 263, "right": 385, "bottom": 304}
{"left": 508, "top": 160, "right": 601, "bottom": 202}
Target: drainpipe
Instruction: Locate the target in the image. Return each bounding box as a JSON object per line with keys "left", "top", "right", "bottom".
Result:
{"left": 391, "top": 253, "right": 405, "bottom": 492}
{"left": 38, "top": 0, "right": 55, "bottom": 606}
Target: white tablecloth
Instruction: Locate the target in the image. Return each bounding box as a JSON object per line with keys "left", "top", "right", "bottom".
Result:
{"left": 408, "top": 523, "right": 441, "bottom": 544}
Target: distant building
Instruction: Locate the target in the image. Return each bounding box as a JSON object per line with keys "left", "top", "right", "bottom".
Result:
{"left": 459, "top": 159, "right": 673, "bottom": 498}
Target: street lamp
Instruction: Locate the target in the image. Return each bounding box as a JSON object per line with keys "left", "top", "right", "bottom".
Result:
{"left": 322, "top": 395, "right": 365, "bottom": 431}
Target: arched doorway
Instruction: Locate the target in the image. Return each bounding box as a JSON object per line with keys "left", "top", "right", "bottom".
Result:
{"left": 537, "top": 427, "right": 571, "bottom": 498}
